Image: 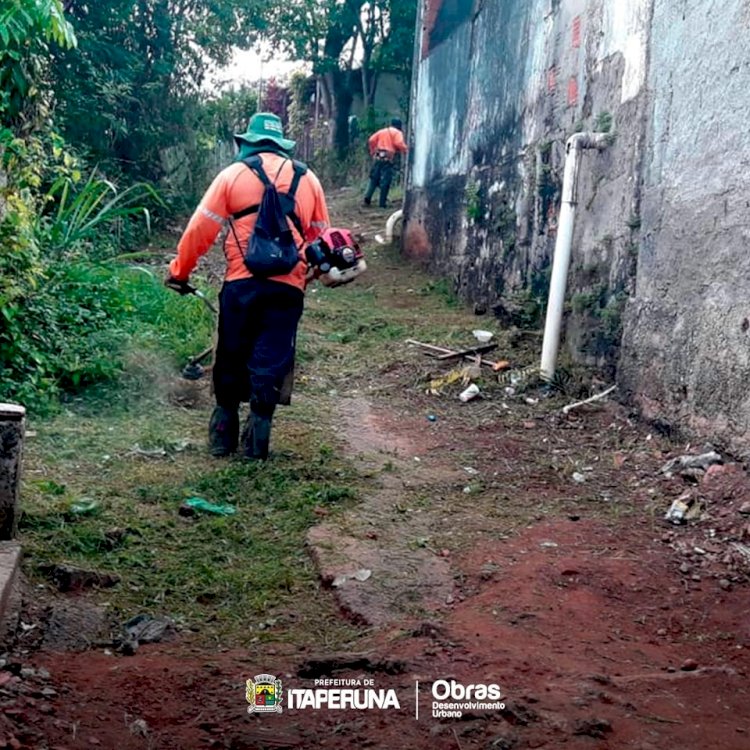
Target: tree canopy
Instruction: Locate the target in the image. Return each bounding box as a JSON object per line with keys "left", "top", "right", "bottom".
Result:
{"left": 263, "top": 0, "right": 417, "bottom": 153}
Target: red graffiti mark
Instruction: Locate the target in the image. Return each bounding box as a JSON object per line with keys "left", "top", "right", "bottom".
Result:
{"left": 572, "top": 16, "right": 582, "bottom": 48}
{"left": 547, "top": 66, "right": 557, "bottom": 94}
{"left": 422, "top": 0, "right": 443, "bottom": 60}
{"left": 567, "top": 77, "right": 579, "bottom": 107}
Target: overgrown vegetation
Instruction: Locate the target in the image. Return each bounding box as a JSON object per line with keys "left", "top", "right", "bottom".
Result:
{"left": 0, "top": 1, "right": 227, "bottom": 412}
{"left": 265, "top": 0, "right": 418, "bottom": 155}
{"left": 465, "top": 178, "right": 482, "bottom": 221}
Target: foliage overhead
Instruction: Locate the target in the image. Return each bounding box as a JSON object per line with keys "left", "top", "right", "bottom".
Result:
{"left": 49, "top": 0, "right": 268, "bottom": 180}
{"left": 0, "top": 0, "right": 77, "bottom": 128}
{"left": 264, "top": 0, "right": 417, "bottom": 152}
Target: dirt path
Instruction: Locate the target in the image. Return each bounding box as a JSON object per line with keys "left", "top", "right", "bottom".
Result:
{"left": 2, "top": 190, "right": 750, "bottom": 749}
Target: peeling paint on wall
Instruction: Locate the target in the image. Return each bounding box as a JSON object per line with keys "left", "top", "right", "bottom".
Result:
{"left": 407, "top": 0, "right": 750, "bottom": 452}
{"left": 406, "top": 0, "right": 648, "bottom": 374}
{"left": 598, "top": 0, "right": 652, "bottom": 103}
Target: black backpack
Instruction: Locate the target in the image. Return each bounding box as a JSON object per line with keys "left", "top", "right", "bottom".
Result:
{"left": 228, "top": 155, "right": 308, "bottom": 277}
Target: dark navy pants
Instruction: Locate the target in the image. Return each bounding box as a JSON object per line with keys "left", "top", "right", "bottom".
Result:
{"left": 364, "top": 159, "right": 394, "bottom": 207}
{"left": 212, "top": 277, "right": 303, "bottom": 415}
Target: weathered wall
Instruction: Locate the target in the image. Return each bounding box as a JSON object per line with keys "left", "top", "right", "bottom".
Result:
{"left": 619, "top": 0, "right": 750, "bottom": 455}
{"left": 406, "top": 0, "right": 652, "bottom": 374}
{"left": 407, "top": 0, "right": 750, "bottom": 452}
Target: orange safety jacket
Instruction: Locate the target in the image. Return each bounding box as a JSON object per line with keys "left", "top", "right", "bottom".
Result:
{"left": 368, "top": 127, "right": 408, "bottom": 160}
{"left": 169, "top": 153, "right": 330, "bottom": 292}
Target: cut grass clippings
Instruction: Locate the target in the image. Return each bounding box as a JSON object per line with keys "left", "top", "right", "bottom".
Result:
{"left": 21, "top": 400, "right": 362, "bottom": 646}
{"left": 18, "top": 194, "right": 561, "bottom": 650}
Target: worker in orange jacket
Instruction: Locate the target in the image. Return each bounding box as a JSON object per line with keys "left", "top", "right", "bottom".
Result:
{"left": 165, "top": 113, "right": 330, "bottom": 459}
{"left": 363, "top": 117, "right": 408, "bottom": 208}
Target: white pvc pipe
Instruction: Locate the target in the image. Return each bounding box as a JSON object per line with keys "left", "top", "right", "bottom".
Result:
{"left": 540, "top": 133, "right": 609, "bottom": 381}
{"left": 374, "top": 209, "right": 403, "bottom": 246}
{"left": 385, "top": 209, "right": 403, "bottom": 243}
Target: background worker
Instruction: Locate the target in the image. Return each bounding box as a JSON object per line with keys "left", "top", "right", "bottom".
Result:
{"left": 165, "top": 112, "right": 329, "bottom": 460}
{"left": 363, "top": 117, "right": 408, "bottom": 208}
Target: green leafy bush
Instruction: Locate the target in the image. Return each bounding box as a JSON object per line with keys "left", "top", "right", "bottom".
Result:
{"left": 0, "top": 262, "right": 129, "bottom": 409}
{"left": 36, "top": 168, "right": 163, "bottom": 257}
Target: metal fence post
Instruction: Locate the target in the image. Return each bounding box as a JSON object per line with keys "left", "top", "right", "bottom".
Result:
{"left": 0, "top": 404, "right": 25, "bottom": 540}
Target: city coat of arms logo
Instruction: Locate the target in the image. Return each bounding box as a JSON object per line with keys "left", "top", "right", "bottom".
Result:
{"left": 246, "top": 674, "right": 283, "bottom": 714}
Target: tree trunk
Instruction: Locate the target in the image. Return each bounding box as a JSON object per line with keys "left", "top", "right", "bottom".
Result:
{"left": 324, "top": 69, "right": 353, "bottom": 157}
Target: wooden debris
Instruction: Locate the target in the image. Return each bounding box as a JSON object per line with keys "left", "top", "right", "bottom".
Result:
{"left": 406, "top": 339, "right": 509, "bottom": 370}
{"left": 562, "top": 385, "right": 617, "bottom": 415}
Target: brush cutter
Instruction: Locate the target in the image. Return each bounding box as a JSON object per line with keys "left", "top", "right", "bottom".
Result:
{"left": 166, "top": 279, "right": 296, "bottom": 402}
{"left": 163, "top": 278, "right": 218, "bottom": 380}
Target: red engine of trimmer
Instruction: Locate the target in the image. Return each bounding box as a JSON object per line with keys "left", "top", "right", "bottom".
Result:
{"left": 306, "top": 227, "right": 367, "bottom": 287}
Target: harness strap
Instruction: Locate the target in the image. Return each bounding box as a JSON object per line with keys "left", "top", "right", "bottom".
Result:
{"left": 230, "top": 157, "right": 308, "bottom": 240}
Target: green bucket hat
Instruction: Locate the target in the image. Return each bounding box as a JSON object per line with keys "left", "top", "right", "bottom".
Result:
{"left": 233, "top": 112, "right": 296, "bottom": 153}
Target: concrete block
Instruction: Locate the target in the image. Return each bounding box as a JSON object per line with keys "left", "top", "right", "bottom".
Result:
{"left": 0, "top": 541, "right": 21, "bottom": 635}
{"left": 0, "top": 403, "right": 25, "bottom": 540}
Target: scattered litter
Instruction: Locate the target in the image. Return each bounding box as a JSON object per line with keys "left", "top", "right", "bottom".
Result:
{"left": 540, "top": 541, "right": 559, "bottom": 548}
{"left": 459, "top": 383, "right": 481, "bottom": 402}
{"left": 665, "top": 492, "right": 694, "bottom": 525}
{"left": 572, "top": 472, "right": 586, "bottom": 484}
{"left": 504, "top": 387, "right": 516, "bottom": 396}
{"left": 562, "top": 385, "right": 617, "bottom": 415}
{"left": 661, "top": 451, "right": 723, "bottom": 479}
{"left": 332, "top": 569, "right": 372, "bottom": 588}
{"left": 463, "top": 466, "right": 479, "bottom": 475}
{"left": 128, "top": 719, "right": 149, "bottom": 738}
{"left": 427, "top": 414, "right": 438, "bottom": 422}
{"left": 407, "top": 338, "right": 508, "bottom": 371}
{"left": 524, "top": 397, "right": 539, "bottom": 405}
{"left": 472, "top": 329, "right": 493, "bottom": 343}
{"left": 117, "top": 614, "right": 175, "bottom": 655}
{"left": 462, "top": 486, "right": 472, "bottom": 495}
{"left": 427, "top": 367, "right": 471, "bottom": 395}
{"left": 68, "top": 498, "right": 99, "bottom": 516}
{"left": 128, "top": 444, "right": 167, "bottom": 459}
{"left": 497, "top": 364, "right": 540, "bottom": 389}
{"left": 179, "top": 497, "right": 237, "bottom": 517}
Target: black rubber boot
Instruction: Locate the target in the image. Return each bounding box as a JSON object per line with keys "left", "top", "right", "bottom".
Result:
{"left": 241, "top": 409, "right": 274, "bottom": 460}
{"left": 208, "top": 405, "right": 239, "bottom": 457}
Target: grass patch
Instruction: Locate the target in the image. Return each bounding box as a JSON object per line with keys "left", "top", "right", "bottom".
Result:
{"left": 21, "top": 389, "right": 362, "bottom": 646}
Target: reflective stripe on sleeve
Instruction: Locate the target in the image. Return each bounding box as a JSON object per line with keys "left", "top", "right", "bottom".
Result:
{"left": 200, "top": 206, "right": 225, "bottom": 224}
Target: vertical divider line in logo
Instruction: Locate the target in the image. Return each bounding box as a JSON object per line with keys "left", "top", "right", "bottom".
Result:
{"left": 415, "top": 680, "right": 419, "bottom": 720}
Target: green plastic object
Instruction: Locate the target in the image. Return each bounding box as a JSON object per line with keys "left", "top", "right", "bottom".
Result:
{"left": 69, "top": 498, "right": 99, "bottom": 515}
{"left": 183, "top": 497, "right": 237, "bottom": 516}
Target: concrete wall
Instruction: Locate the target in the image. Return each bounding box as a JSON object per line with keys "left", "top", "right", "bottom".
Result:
{"left": 619, "top": 0, "right": 750, "bottom": 455}
{"left": 406, "top": 0, "right": 652, "bottom": 375}
{"left": 406, "top": 0, "right": 750, "bottom": 452}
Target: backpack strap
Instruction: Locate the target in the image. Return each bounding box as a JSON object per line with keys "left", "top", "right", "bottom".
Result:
{"left": 287, "top": 160, "right": 308, "bottom": 200}
{"left": 230, "top": 156, "right": 309, "bottom": 239}
{"left": 230, "top": 156, "right": 267, "bottom": 220}
{"left": 285, "top": 161, "right": 308, "bottom": 238}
